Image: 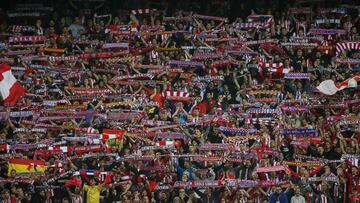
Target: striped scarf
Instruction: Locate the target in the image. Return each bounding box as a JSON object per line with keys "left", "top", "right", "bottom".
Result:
{"left": 192, "top": 52, "right": 223, "bottom": 60}
{"left": 284, "top": 73, "right": 310, "bottom": 79}
{"left": 199, "top": 143, "right": 235, "bottom": 151}
{"left": 246, "top": 118, "right": 278, "bottom": 125}
{"left": 239, "top": 39, "right": 278, "bottom": 46}
{"left": 219, "top": 126, "right": 257, "bottom": 135}
{"left": 281, "top": 106, "right": 309, "bottom": 112}
{"left": 163, "top": 17, "right": 192, "bottom": 22}
{"left": 281, "top": 42, "right": 318, "bottom": 47}
{"left": 102, "top": 43, "right": 129, "bottom": 49}
{"left": 247, "top": 108, "right": 282, "bottom": 115}
{"left": 193, "top": 14, "right": 227, "bottom": 22}
{"left": 336, "top": 42, "right": 360, "bottom": 56}
{"left": 162, "top": 91, "right": 191, "bottom": 101}
{"left": 335, "top": 58, "right": 360, "bottom": 64}
{"left": 167, "top": 60, "right": 205, "bottom": 68}
{"left": 8, "top": 25, "right": 36, "bottom": 33}
{"left": 8, "top": 35, "right": 46, "bottom": 43}
{"left": 308, "top": 28, "right": 346, "bottom": 35}
{"left": 249, "top": 90, "right": 278, "bottom": 95}
{"left": 234, "top": 22, "right": 264, "bottom": 29}
{"left": 280, "top": 128, "right": 317, "bottom": 135}
{"left": 315, "top": 19, "right": 341, "bottom": 25}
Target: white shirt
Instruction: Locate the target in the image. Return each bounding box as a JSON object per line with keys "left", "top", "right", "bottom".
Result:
{"left": 291, "top": 195, "right": 306, "bottom": 203}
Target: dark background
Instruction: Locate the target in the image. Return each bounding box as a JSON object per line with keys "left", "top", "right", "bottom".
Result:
{"left": 0, "top": 0, "right": 348, "bottom": 20}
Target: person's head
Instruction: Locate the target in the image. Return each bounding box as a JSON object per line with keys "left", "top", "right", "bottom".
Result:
{"left": 62, "top": 27, "right": 69, "bottom": 35}
{"left": 205, "top": 92, "right": 212, "bottom": 100}
{"left": 74, "top": 17, "right": 81, "bottom": 24}
{"left": 284, "top": 58, "right": 290, "bottom": 66}
{"left": 311, "top": 145, "right": 320, "bottom": 156}
{"left": 113, "top": 16, "right": 120, "bottom": 24}
{"left": 280, "top": 27, "right": 287, "bottom": 35}
{"left": 296, "top": 49, "right": 303, "bottom": 57}
{"left": 173, "top": 196, "right": 181, "bottom": 203}
{"left": 296, "top": 81, "right": 302, "bottom": 89}
{"left": 274, "top": 186, "right": 281, "bottom": 194}
{"left": 89, "top": 178, "right": 96, "bottom": 186}
{"left": 159, "top": 191, "right": 167, "bottom": 200}
{"left": 324, "top": 165, "right": 331, "bottom": 175}
{"left": 182, "top": 173, "right": 189, "bottom": 181}
{"left": 156, "top": 85, "right": 161, "bottom": 92}
{"left": 10, "top": 169, "right": 16, "bottom": 178}
{"left": 36, "top": 19, "right": 42, "bottom": 26}
{"left": 60, "top": 17, "right": 66, "bottom": 24}
{"left": 49, "top": 156, "right": 55, "bottom": 163}
{"left": 245, "top": 160, "right": 252, "bottom": 167}
{"left": 352, "top": 166, "right": 358, "bottom": 176}
{"left": 194, "top": 128, "right": 201, "bottom": 136}
{"left": 264, "top": 29, "right": 271, "bottom": 38}
{"left": 49, "top": 20, "right": 55, "bottom": 27}
{"left": 321, "top": 182, "right": 328, "bottom": 192}
{"left": 301, "top": 119, "right": 308, "bottom": 126}
{"left": 86, "top": 19, "right": 93, "bottom": 27}
{"left": 45, "top": 190, "right": 52, "bottom": 198}
{"left": 143, "top": 195, "right": 150, "bottom": 203}
{"left": 251, "top": 171, "right": 258, "bottom": 179}
{"left": 179, "top": 188, "right": 186, "bottom": 197}
{"left": 199, "top": 188, "right": 209, "bottom": 196}
{"left": 298, "top": 28, "right": 305, "bottom": 37}
{"left": 351, "top": 26, "right": 358, "bottom": 34}
{"left": 189, "top": 145, "right": 196, "bottom": 153}
{"left": 74, "top": 187, "right": 81, "bottom": 194}
{"left": 273, "top": 54, "right": 281, "bottom": 62}
{"left": 39, "top": 190, "right": 46, "bottom": 197}
{"left": 324, "top": 142, "right": 332, "bottom": 152}
{"left": 10, "top": 186, "right": 16, "bottom": 194}
{"left": 314, "top": 58, "right": 321, "bottom": 66}
{"left": 282, "top": 35, "right": 288, "bottom": 42}
{"left": 49, "top": 26, "right": 56, "bottom": 35}
{"left": 337, "top": 167, "right": 344, "bottom": 176}
{"left": 62, "top": 197, "right": 70, "bottom": 203}
{"left": 315, "top": 51, "right": 322, "bottom": 59}
{"left": 2, "top": 189, "right": 10, "bottom": 199}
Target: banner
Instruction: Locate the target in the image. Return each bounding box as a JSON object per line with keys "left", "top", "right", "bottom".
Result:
{"left": 9, "top": 36, "right": 47, "bottom": 43}
{"left": 219, "top": 126, "right": 257, "bottom": 135}
{"left": 8, "top": 159, "right": 46, "bottom": 176}
{"left": 307, "top": 29, "right": 346, "bottom": 35}
{"left": 280, "top": 128, "right": 317, "bottom": 135}
{"left": 284, "top": 73, "right": 310, "bottom": 79}
{"left": 199, "top": 143, "right": 235, "bottom": 151}
{"left": 173, "top": 179, "right": 289, "bottom": 188}
{"left": 256, "top": 165, "right": 286, "bottom": 173}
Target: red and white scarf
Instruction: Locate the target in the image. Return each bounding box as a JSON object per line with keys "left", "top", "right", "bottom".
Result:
{"left": 336, "top": 42, "right": 360, "bottom": 56}
{"left": 162, "top": 91, "right": 191, "bottom": 102}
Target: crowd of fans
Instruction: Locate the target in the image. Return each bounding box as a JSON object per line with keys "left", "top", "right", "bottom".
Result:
{"left": 0, "top": 0, "right": 360, "bottom": 202}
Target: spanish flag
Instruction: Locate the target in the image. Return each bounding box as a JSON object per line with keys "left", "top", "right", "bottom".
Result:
{"left": 103, "top": 129, "right": 124, "bottom": 150}
{"left": 8, "top": 159, "right": 46, "bottom": 176}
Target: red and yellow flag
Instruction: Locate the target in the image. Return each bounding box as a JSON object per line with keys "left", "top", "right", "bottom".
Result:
{"left": 8, "top": 159, "right": 46, "bottom": 176}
